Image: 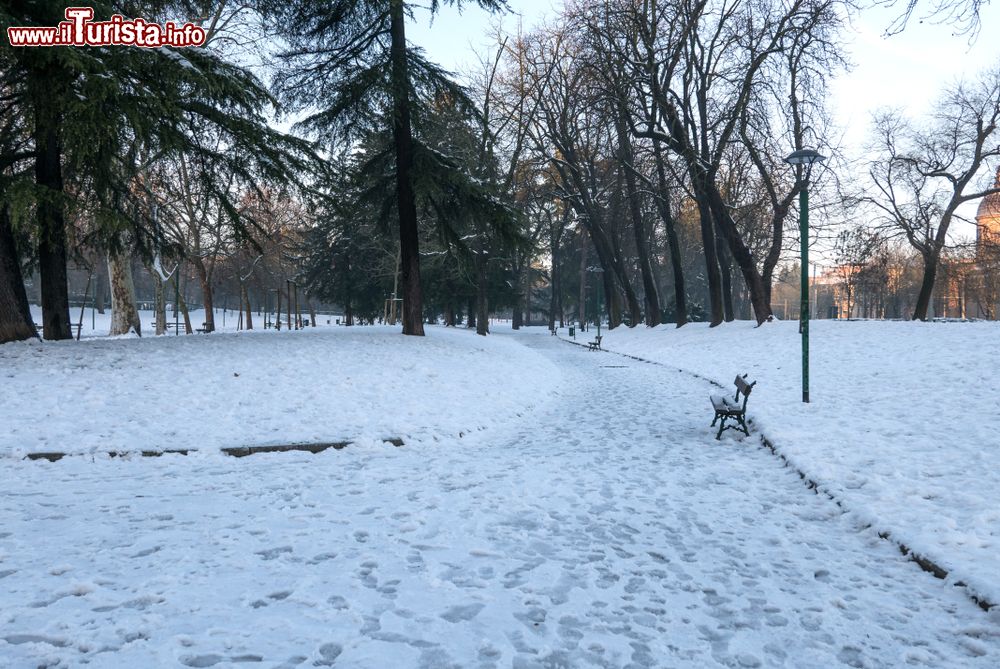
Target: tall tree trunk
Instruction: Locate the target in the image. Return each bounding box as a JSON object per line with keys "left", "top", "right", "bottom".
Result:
{"left": 523, "top": 263, "right": 531, "bottom": 326}
{"left": 194, "top": 259, "right": 214, "bottom": 332}
{"left": 548, "top": 259, "right": 558, "bottom": 331}
{"left": 389, "top": 0, "right": 424, "bottom": 336}
{"left": 653, "top": 144, "right": 686, "bottom": 327}
{"left": 476, "top": 251, "right": 489, "bottom": 336}
{"left": 466, "top": 296, "right": 476, "bottom": 329}
{"left": 761, "top": 201, "right": 793, "bottom": 309}
{"left": 177, "top": 276, "right": 193, "bottom": 334}
{"left": 108, "top": 250, "right": 141, "bottom": 336}
{"left": 511, "top": 290, "right": 523, "bottom": 329}
{"left": 695, "top": 196, "right": 724, "bottom": 327}
{"left": 601, "top": 269, "right": 618, "bottom": 330}
{"left": 704, "top": 183, "right": 773, "bottom": 324}
{"left": 717, "top": 234, "right": 735, "bottom": 322}
{"left": 152, "top": 270, "right": 166, "bottom": 335}
{"left": 34, "top": 84, "right": 71, "bottom": 340}
{"left": 914, "top": 251, "right": 939, "bottom": 321}
{"left": 0, "top": 205, "right": 37, "bottom": 343}
{"left": 242, "top": 282, "right": 253, "bottom": 330}
{"left": 605, "top": 184, "right": 642, "bottom": 328}
{"left": 616, "top": 115, "right": 661, "bottom": 326}
{"left": 578, "top": 235, "right": 587, "bottom": 327}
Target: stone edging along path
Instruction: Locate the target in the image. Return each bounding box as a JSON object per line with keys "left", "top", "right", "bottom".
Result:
{"left": 557, "top": 333, "right": 994, "bottom": 613}
{"left": 22, "top": 438, "right": 406, "bottom": 463}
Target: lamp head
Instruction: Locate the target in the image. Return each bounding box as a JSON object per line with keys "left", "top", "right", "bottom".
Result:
{"left": 785, "top": 148, "right": 827, "bottom": 166}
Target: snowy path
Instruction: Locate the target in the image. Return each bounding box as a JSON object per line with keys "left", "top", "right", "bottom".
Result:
{"left": 2, "top": 329, "right": 998, "bottom": 668}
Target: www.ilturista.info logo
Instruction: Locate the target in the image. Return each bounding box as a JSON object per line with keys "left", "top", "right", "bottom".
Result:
{"left": 6, "top": 7, "right": 206, "bottom": 48}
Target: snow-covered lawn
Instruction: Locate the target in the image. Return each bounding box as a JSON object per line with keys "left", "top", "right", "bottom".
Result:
{"left": 0, "top": 324, "right": 560, "bottom": 458}
{"left": 1, "top": 330, "right": 997, "bottom": 668}
{"left": 586, "top": 320, "right": 1000, "bottom": 607}
{"left": 28, "top": 305, "right": 337, "bottom": 338}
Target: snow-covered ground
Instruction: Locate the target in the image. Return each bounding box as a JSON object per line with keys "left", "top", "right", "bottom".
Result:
{"left": 2, "top": 329, "right": 999, "bottom": 668}
{"left": 1, "top": 322, "right": 560, "bottom": 458}
{"left": 581, "top": 319, "right": 1000, "bottom": 609}
{"left": 28, "top": 305, "right": 339, "bottom": 339}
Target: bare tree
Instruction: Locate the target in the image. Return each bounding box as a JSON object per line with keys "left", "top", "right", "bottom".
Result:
{"left": 628, "top": 0, "right": 841, "bottom": 324}
{"left": 866, "top": 65, "right": 1000, "bottom": 320}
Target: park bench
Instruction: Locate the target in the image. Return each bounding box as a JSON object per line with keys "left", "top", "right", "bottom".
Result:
{"left": 157, "top": 321, "right": 185, "bottom": 334}
{"left": 586, "top": 334, "right": 603, "bottom": 351}
{"left": 34, "top": 323, "right": 81, "bottom": 335}
{"left": 710, "top": 374, "right": 756, "bottom": 440}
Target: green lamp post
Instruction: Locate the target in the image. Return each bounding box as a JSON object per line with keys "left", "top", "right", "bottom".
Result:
{"left": 784, "top": 148, "right": 826, "bottom": 404}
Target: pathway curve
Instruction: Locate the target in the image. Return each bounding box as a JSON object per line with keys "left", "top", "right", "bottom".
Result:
{"left": 1, "top": 329, "right": 997, "bottom": 668}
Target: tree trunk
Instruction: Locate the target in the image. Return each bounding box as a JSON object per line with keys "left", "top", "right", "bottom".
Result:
{"left": 466, "top": 296, "right": 476, "bottom": 329}
{"left": 653, "top": 145, "right": 686, "bottom": 327}
{"left": 476, "top": 251, "right": 489, "bottom": 336}
{"left": 704, "top": 182, "right": 773, "bottom": 324}
{"left": 913, "top": 252, "right": 938, "bottom": 321}
{"left": 695, "top": 196, "right": 724, "bottom": 327}
{"left": 761, "top": 201, "right": 792, "bottom": 309}
{"left": 242, "top": 282, "right": 253, "bottom": 330}
{"left": 605, "top": 184, "right": 642, "bottom": 328}
{"left": 578, "top": 235, "right": 587, "bottom": 327}
{"left": 601, "top": 268, "right": 618, "bottom": 330}
{"left": 717, "top": 234, "right": 735, "bottom": 322}
{"left": 389, "top": 0, "right": 424, "bottom": 336}
{"left": 523, "top": 262, "right": 531, "bottom": 326}
{"left": 548, "top": 258, "right": 558, "bottom": 331}
{"left": 152, "top": 270, "right": 166, "bottom": 335}
{"left": 0, "top": 205, "right": 37, "bottom": 344}
{"left": 108, "top": 250, "right": 141, "bottom": 336}
{"left": 34, "top": 86, "right": 72, "bottom": 340}
{"left": 616, "top": 114, "right": 661, "bottom": 326}
{"left": 177, "top": 278, "right": 193, "bottom": 334}
{"left": 194, "top": 259, "right": 214, "bottom": 332}
{"left": 511, "top": 287, "right": 523, "bottom": 329}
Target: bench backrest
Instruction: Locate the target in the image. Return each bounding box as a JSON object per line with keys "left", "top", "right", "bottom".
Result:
{"left": 733, "top": 374, "right": 756, "bottom": 411}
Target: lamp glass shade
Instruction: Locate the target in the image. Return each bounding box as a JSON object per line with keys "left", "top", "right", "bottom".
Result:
{"left": 785, "top": 148, "right": 826, "bottom": 165}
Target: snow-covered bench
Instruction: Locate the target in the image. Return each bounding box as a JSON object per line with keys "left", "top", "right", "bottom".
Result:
{"left": 586, "top": 335, "right": 602, "bottom": 351}
{"left": 710, "top": 375, "right": 756, "bottom": 440}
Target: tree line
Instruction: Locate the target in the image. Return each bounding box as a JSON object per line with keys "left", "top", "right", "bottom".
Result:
{"left": 1, "top": 0, "right": 998, "bottom": 346}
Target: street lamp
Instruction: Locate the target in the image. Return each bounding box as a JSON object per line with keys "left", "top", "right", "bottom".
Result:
{"left": 784, "top": 148, "right": 826, "bottom": 403}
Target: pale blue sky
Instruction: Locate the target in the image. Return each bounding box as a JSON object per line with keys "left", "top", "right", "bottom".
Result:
{"left": 407, "top": 0, "right": 552, "bottom": 74}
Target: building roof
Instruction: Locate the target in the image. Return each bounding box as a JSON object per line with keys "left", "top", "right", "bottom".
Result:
{"left": 976, "top": 167, "right": 1000, "bottom": 223}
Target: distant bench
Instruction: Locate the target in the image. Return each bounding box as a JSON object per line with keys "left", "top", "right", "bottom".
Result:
{"left": 586, "top": 335, "right": 602, "bottom": 351}
{"left": 710, "top": 374, "right": 756, "bottom": 440}
{"left": 35, "top": 323, "right": 81, "bottom": 336}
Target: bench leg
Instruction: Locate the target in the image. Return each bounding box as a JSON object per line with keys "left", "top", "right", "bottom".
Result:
{"left": 716, "top": 416, "right": 726, "bottom": 440}
{"left": 737, "top": 415, "right": 750, "bottom": 436}
{"left": 711, "top": 412, "right": 719, "bottom": 427}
